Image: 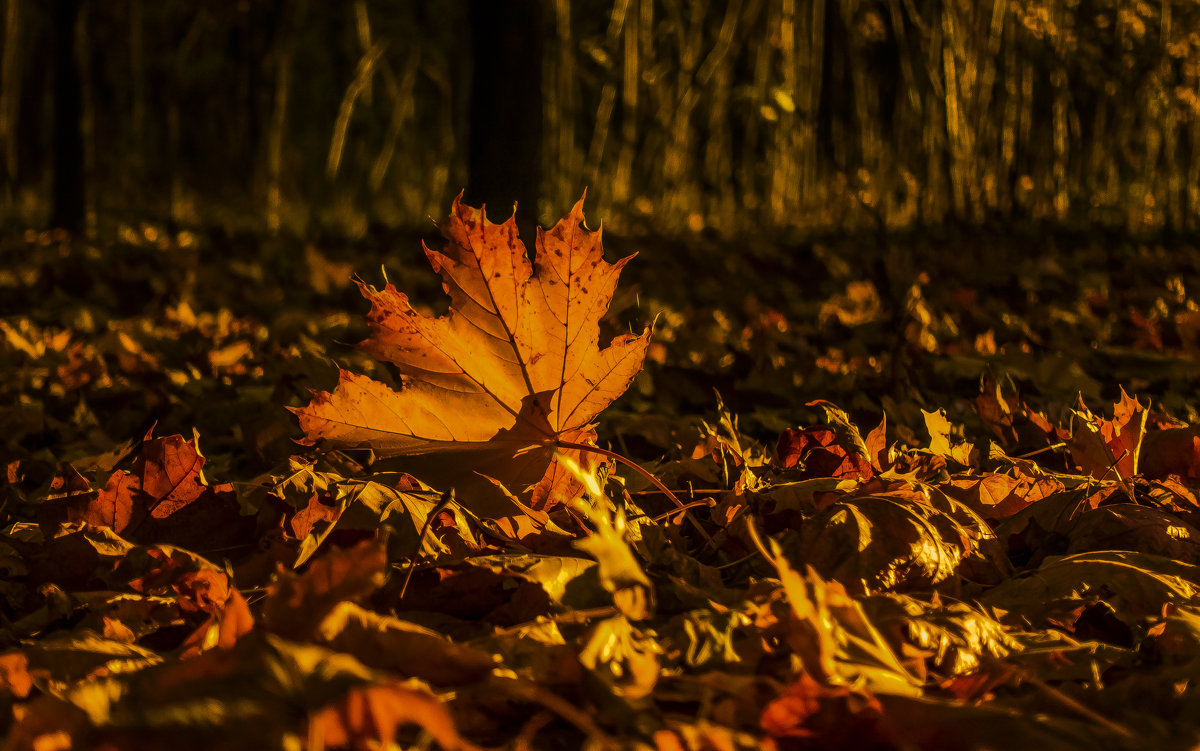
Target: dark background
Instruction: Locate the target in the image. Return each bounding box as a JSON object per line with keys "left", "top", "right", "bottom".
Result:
{"left": 5, "top": 0, "right": 1200, "bottom": 241}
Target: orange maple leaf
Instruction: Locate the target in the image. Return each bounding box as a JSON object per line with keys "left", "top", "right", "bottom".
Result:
{"left": 294, "top": 195, "right": 650, "bottom": 514}
{"left": 1068, "top": 388, "right": 1147, "bottom": 482}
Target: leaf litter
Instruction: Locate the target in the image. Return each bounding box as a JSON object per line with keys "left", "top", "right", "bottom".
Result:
{"left": 3, "top": 207, "right": 1200, "bottom": 748}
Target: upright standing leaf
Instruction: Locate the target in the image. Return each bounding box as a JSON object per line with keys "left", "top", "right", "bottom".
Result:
{"left": 294, "top": 195, "right": 649, "bottom": 514}
{"left": 1068, "top": 388, "right": 1147, "bottom": 482}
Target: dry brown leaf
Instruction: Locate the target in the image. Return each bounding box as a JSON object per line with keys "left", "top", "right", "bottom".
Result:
{"left": 1141, "top": 427, "right": 1200, "bottom": 480}
{"left": 864, "top": 414, "right": 889, "bottom": 472}
{"left": 262, "top": 538, "right": 388, "bottom": 641}
{"left": 945, "top": 472, "right": 1064, "bottom": 522}
{"left": 0, "top": 652, "right": 32, "bottom": 699}
{"left": 974, "top": 375, "right": 1018, "bottom": 445}
{"left": 776, "top": 426, "right": 874, "bottom": 481}
{"left": 39, "top": 432, "right": 251, "bottom": 550}
{"left": 176, "top": 572, "right": 256, "bottom": 657}
{"left": 923, "top": 409, "right": 954, "bottom": 458}
{"left": 316, "top": 602, "right": 496, "bottom": 687}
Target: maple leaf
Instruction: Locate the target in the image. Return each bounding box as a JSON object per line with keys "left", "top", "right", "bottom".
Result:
{"left": 776, "top": 426, "right": 874, "bottom": 481}
{"left": 1068, "top": 388, "right": 1147, "bottom": 483}
{"left": 944, "top": 472, "right": 1063, "bottom": 523}
{"left": 40, "top": 431, "right": 252, "bottom": 550}
{"left": 294, "top": 195, "right": 650, "bottom": 513}
{"left": 174, "top": 570, "right": 255, "bottom": 657}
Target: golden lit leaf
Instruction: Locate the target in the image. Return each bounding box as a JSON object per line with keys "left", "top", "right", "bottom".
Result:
{"left": 294, "top": 195, "right": 649, "bottom": 513}
{"left": 308, "top": 681, "right": 467, "bottom": 751}
{"left": 1069, "top": 389, "right": 1147, "bottom": 481}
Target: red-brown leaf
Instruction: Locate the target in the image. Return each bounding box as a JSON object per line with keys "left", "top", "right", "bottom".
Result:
{"left": 262, "top": 538, "right": 388, "bottom": 641}
{"left": 776, "top": 426, "right": 874, "bottom": 481}
{"left": 136, "top": 434, "right": 210, "bottom": 518}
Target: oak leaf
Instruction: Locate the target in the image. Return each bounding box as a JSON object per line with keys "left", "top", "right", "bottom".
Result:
{"left": 294, "top": 195, "right": 649, "bottom": 513}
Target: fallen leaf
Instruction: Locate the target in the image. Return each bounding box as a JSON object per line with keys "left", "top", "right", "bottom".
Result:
{"left": 290, "top": 493, "right": 342, "bottom": 541}
{"left": 876, "top": 597, "right": 1020, "bottom": 677}
{"left": 1064, "top": 504, "right": 1200, "bottom": 564}
{"left": 945, "top": 472, "right": 1064, "bottom": 522}
{"left": 263, "top": 538, "right": 388, "bottom": 641}
{"left": 786, "top": 484, "right": 1010, "bottom": 593}
{"left": 135, "top": 432, "right": 213, "bottom": 519}
{"left": 1141, "top": 427, "right": 1200, "bottom": 480}
{"left": 981, "top": 551, "right": 1200, "bottom": 628}
{"left": 0, "top": 652, "right": 32, "bottom": 698}
{"left": 817, "top": 280, "right": 883, "bottom": 327}
{"left": 864, "top": 414, "right": 889, "bottom": 472}
{"left": 316, "top": 602, "right": 496, "bottom": 686}
{"left": 776, "top": 426, "right": 874, "bottom": 481}
{"left": 1068, "top": 389, "right": 1147, "bottom": 482}
{"left": 759, "top": 672, "right": 824, "bottom": 737}
{"left": 974, "top": 375, "right": 1019, "bottom": 446}
{"left": 578, "top": 615, "right": 661, "bottom": 700}
{"left": 308, "top": 681, "right": 467, "bottom": 751}
{"left": 771, "top": 558, "right": 921, "bottom": 695}
{"left": 294, "top": 195, "right": 649, "bottom": 514}
{"left": 70, "top": 468, "right": 142, "bottom": 533}
{"left": 922, "top": 409, "right": 973, "bottom": 465}
{"left": 760, "top": 671, "right": 884, "bottom": 742}
{"left": 175, "top": 572, "right": 256, "bottom": 657}
{"left": 41, "top": 431, "right": 252, "bottom": 550}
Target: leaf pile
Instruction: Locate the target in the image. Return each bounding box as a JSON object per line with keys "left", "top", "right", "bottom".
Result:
{"left": 4, "top": 202, "right": 1200, "bottom": 749}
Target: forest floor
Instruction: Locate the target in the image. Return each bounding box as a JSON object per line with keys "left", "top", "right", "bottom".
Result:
{"left": 3, "top": 218, "right": 1200, "bottom": 749}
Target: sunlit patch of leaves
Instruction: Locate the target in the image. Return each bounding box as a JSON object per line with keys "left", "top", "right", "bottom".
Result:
{"left": 8, "top": 205, "right": 1200, "bottom": 748}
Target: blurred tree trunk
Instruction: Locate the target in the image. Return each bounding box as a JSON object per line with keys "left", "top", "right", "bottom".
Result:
{"left": 0, "top": 0, "right": 19, "bottom": 204}
{"left": 465, "top": 0, "right": 542, "bottom": 240}
{"left": 50, "top": 0, "right": 83, "bottom": 232}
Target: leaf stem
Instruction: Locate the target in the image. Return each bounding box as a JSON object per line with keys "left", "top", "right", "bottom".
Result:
{"left": 554, "top": 439, "right": 713, "bottom": 543}
{"left": 1097, "top": 448, "right": 1137, "bottom": 503}
{"left": 482, "top": 605, "right": 618, "bottom": 640}
{"left": 554, "top": 440, "right": 682, "bottom": 507}
{"left": 399, "top": 488, "right": 455, "bottom": 599}
{"left": 1021, "top": 671, "right": 1133, "bottom": 737}
{"left": 488, "top": 675, "right": 619, "bottom": 749}
{"left": 743, "top": 514, "right": 775, "bottom": 565}
{"left": 651, "top": 500, "right": 711, "bottom": 522}
{"left": 1013, "top": 441, "right": 1066, "bottom": 459}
